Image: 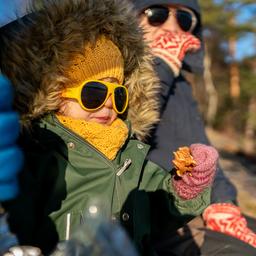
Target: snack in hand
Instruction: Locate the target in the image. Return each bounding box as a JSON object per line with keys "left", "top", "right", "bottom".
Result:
{"left": 172, "top": 144, "right": 218, "bottom": 199}
{"left": 172, "top": 146, "right": 197, "bottom": 177}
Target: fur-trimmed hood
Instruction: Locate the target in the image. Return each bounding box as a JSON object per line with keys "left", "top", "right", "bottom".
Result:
{"left": 0, "top": 0, "right": 160, "bottom": 141}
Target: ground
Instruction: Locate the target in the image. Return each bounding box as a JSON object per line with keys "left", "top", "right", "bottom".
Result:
{"left": 206, "top": 127, "right": 256, "bottom": 218}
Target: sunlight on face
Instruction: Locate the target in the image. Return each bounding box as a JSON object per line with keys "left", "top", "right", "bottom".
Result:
{"left": 60, "top": 77, "right": 119, "bottom": 125}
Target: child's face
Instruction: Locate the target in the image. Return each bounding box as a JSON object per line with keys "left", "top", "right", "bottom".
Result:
{"left": 60, "top": 77, "right": 118, "bottom": 125}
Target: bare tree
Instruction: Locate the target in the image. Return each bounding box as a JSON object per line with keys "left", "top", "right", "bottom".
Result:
{"left": 203, "top": 43, "right": 218, "bottom": 126}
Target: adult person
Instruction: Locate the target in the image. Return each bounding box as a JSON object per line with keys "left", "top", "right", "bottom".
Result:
{"left": 130, "top": 0, "right": 256, "bottom": 254}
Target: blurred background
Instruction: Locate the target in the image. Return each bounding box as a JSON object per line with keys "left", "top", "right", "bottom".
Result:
{"left": 189, "top": 0, "right": 256, "bottom": 217}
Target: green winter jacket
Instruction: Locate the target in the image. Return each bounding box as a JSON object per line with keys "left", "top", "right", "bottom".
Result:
{"left": 5, "top": 115, "right": 210, "bottom": 254}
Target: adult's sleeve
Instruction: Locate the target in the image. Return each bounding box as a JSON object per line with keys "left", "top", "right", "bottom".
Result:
{"left": 153, "top": 57, "right": 176, "bottom": 113}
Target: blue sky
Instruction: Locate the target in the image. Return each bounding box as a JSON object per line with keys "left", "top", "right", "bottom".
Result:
{"left": 210, "top": 0, "right": 255, "bottom": 61}
{"left": 0, "top": 0, "right": 29, "bottom": 27}
{"left": 236, "top": 34, "right": 255, "bottom": 61}
{"left": 236, "top": 5, "right": 256, "bottom": 61}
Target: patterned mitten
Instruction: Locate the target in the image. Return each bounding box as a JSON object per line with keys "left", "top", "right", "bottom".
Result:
{"left": 172, "top": 144, "right": 218, "bottom": 199}
{"left": 203, "top": 203, "right": 256, "bottom": 248}
{"left": 150, "top": 31, "right": 201, "bottom": 77}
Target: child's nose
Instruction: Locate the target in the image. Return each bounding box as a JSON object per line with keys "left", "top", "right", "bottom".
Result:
{"left": 104, "top": 96, "right": 114, "bottom": 109}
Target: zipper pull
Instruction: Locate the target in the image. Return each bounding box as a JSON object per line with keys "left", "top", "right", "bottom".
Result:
{"left": 116, "top": 159, "right": 132, "bottom": 176}
{"left": 65, "top": 213, "right": 71, "bottom": 240}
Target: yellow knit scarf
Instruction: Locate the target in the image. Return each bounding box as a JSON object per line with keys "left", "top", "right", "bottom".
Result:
{"left": 57, "top": 115, "right": 128, "bottom": 160}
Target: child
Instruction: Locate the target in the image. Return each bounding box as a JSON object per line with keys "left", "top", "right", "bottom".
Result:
{"left": 0, "top": 0, "right": 218, "bottom": 254}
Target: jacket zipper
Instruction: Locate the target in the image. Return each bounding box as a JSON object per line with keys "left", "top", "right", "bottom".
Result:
{"left": 65, "top": 213, "right": 71, "bottom": 240}
{"left": 49, "top": 116, "right": 130, "bottom": 220}
{"left": 116, "top": 158, "right": 132, "bottom": 176}
{"left": 115, "top": 158, "right": 132, "bottom": 213}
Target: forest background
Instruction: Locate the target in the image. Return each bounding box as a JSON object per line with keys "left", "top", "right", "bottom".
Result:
{"left": 190, "top": 0, "right": 256, "bottom": 217}
{"left": 193, "top": 0, "right": 256, "bottom": 156}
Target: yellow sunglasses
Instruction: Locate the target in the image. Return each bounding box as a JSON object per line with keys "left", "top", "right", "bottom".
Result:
{"left": 62, "top": 80, "right": 129, "bottom": 114}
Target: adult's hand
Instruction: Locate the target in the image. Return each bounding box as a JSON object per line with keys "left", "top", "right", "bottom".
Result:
{"left": 150, "top": 31, "right": 201, "bottom": 77}
{"left": 203, "top": 203, "right": 256, "bottom": 248}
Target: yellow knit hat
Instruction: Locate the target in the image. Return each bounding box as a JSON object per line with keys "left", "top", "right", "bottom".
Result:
{"left": 65, "top": 36, "right": 124, "bottom": 85}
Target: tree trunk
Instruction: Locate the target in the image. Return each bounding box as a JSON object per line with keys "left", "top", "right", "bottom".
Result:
{"left": 243, "top": 96, "right": 256, "bottom": 155}
{"left": 203, "top": 43, "right": 218, "bottom": 126}
{"left": 229, "top": 37, "right": 240, "bottom": 99}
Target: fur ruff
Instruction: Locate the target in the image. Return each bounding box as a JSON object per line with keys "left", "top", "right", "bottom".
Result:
{"left": 0, "top": 0, "right": 160, "bottom": 140}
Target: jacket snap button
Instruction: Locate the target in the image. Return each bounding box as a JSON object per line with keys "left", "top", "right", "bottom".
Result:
{"left": 137, "top": 143, "right": 144, "bottom": 149}
{"left": 122, "top": 212, "right": 129, "bottom": 221}
{"left": 67, "top": 142, "right": 75, "bottom": 149}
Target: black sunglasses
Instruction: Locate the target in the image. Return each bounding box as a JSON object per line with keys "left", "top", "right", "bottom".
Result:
{"left": 144, "top": 5, "right": 198, "bottom": 33}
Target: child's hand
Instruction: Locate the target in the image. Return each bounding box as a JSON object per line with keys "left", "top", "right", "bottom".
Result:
{"left": 150, "top": 31, "right": 201, "bottom": 77}
{"left": 172, "top": 143, "right": 218, "bottom": 200}
{"left": 0, "top": 76, "right": 23, "bottom": 201}
{"left": 203, "top": 203, "right": 256, "bottom": 248}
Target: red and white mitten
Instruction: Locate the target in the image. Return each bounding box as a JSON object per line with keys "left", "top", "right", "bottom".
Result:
{"left": 150, "top": 31, "right": 201, "bottom": 77}
{"left": 203, "top": 203, "right": 256, "bottom": 248}
{"left": 172, "top": 144, "right": 218, "bottom": 199}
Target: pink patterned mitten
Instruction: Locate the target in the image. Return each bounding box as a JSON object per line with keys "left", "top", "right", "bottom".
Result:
{"left": 172, "top": 144, "right": 218, "bottom": 199}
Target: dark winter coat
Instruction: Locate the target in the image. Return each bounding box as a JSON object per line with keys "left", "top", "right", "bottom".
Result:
{"left": 146, "top": 58, "right": 237, "bottom": 204}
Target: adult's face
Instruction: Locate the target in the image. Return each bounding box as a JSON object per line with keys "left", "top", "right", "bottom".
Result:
{"left": 139, "top": 4, "right": 197, "bottom": 43}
